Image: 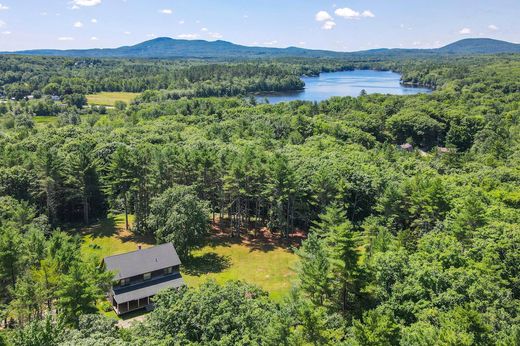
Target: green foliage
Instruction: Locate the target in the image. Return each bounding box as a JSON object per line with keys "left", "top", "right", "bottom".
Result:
{"left": 1, "top": 54, "right": 520, "bottom": 345}
{"left": 143, "top": 281, "right": 277, "bottom": 345}
{"left": 149, "top": 185, "right": 210, "bottom": 259}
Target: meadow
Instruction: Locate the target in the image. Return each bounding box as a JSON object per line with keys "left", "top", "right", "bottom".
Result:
{"left": 79, "top": 214, "right": 299, "bottom": 306}
{"left": 86, "top": 92, "right": 141, "bottom": 106}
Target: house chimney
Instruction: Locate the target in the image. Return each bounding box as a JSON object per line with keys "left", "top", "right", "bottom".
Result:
{"left": 138, "top": 245, "right": 142, "bottom": 250}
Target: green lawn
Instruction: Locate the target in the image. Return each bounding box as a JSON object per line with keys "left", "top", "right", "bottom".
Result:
{"left": 80, "top": 215, "right": 299, "bottom": 304}
{"left": 80, "top": 214, "right": 152, "bottom": 262}
{"left": 183, "top": 237, "right": 298, "bottom": 300}
{"left": 86, "top": 92, "right": 140, "bottom": 107}
{"left": 33, "top": 116, "right": 57, "bottom": 125}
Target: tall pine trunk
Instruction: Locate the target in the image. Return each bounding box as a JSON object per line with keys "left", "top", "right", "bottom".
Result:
{"left": 124, "top": 192, "right": 129, "bottom": 230}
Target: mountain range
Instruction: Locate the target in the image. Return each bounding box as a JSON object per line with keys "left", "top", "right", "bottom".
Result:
{"left": 2, "top": 38, "right": 520, "bottom": 59}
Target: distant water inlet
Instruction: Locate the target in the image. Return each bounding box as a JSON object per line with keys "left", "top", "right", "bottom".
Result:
{"left": 256, "top": 70, "right": 432, "bottom": 104}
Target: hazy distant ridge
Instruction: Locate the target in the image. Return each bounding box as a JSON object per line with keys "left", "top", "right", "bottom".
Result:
{"left": 3, "top": 37, "right": 520, "bottom": 59}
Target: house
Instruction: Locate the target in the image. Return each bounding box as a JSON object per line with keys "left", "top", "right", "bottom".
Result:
{"left": 437, "top": 147, "right": 453, "bottom": 154}
{"left": 398, "top": 143, "right": 414, "bottom": 152}
{"left": 102, "top": 243, "right": 185, "bottom": 315}
{"left": 51, "top": 95, "right": 61, "bottom": 102}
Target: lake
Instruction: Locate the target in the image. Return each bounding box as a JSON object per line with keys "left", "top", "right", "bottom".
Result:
{"left": 256, "top": 70, "right": 432, "bottom": 104}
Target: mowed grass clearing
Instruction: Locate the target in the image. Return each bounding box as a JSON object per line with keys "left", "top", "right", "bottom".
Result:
{"left": 79, "top": 215, "right": 299, "bottom": 303}
{"left": 86, "top": 92, "right": 140, "bottom": 107}
{"left": 183, "top": 236, "right": 299, "bottom": 301}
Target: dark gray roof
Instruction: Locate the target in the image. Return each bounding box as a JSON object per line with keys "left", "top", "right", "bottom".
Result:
{"left": 112, "top": 273, "right": 185, "bottom": 304}
{"left": 103, "top": 243, "right": 181, "bottom": 280}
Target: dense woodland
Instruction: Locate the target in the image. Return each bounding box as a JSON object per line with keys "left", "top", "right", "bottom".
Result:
{"left": 0, "top": 54, "right": 519, "bottom": 345}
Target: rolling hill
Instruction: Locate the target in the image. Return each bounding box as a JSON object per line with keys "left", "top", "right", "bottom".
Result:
{"left": 2, "top": 37, "right": 520, "bottom": 59}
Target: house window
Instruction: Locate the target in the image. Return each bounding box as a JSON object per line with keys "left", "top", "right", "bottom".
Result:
{"left": 164, "top": 267, "right": 173, "bottom": 275}
{"left": 120, "top": 278, "right": 130, "bottom": 286}
{"left": 143, "top": 272, "right": 151, "bottom": 280}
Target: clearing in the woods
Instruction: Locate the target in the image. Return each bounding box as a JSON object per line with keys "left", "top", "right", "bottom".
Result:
{"left": 79, "top": 215, "right": 300, "bottom": 306}
{"left": 86, "top": 92, "right": 141, "bottom": 106}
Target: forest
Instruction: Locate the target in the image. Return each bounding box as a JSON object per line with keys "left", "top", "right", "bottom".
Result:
{"left": 0, "top": 53, "right": 519, "bottom": 345}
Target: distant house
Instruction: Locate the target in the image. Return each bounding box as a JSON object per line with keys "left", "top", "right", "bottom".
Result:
{"left": 102, "top": 243, "right": 185, "bottom": 315}
{"left": 399, "top": 143, "right": 414, "bottom": 152}
{"left": 437, "top": 147, "right": 453, "bottom": 154}
{"left": 51, "top": 95, "right": 61, "bottom": 101}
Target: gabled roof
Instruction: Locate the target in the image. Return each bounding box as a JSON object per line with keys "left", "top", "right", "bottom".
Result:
{"left": 103, "top": 243, "right": 181, "bottom": 280}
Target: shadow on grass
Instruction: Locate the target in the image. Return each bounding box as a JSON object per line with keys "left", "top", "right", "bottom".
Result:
{"left": 119, "top": 308, "right": 149, "bottom": 321}
{"left": 183, "top": 252, "right": 231, "bottom": 276}
{"left": 201, "top": 219, "right": 305, "bottom": 254}
{"left": 77, "top": 214, "right": 155, "bottom": 245}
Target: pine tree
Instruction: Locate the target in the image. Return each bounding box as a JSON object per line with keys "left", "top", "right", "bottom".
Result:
{"left": 296, "top": 233, "right": 331, "bottom": 307}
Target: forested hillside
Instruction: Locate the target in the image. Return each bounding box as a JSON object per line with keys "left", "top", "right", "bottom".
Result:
{"left": 0, "top": 55, "right": 519, "bottom": 345}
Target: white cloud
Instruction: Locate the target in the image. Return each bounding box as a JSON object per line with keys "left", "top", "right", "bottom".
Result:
{"left": 58, "top": 37, "right": 74, "bottom": 41}
{"left": 201, "top": 27, "right": 208, "bottom": 32}
{"left": 488, "top": 24, "right": 499, "bottom": 31}
{"left": 123, "top": 31, "right": 131, "bottom": 35}
{"left": 263, "top": 40, "right": 278, "bottom": 46}
{"left": 73, "top": 21, "right": 83, "bottom": 28}
{"left": 459, "top": 27, "right": 472, "bottom": 35}
{"left": 208, "top": 32, "right": 223, "bottom": 39}
{"left": 71, "top": 0, "right": 101, "bottom": 7}
{"left": 160, "top": 9, "right": 172, "bottom": 15}
{"left": 335, "top": 7, "right": 375, "bottom": 19}
{"left": 90, "top": 36, "right": 98, "bottom": 40}
{"left": 91, "top": 18, "right": 97, "bottom": 23}
{"left": 315, "top": 11, "right": 332, "bottom": 22}
{"left": 178, "top": 20, "right": 185, "bottom": 25}
{"left": 361, "top": 10, "right": 375, "bottom": 18}
{"left": 178, "top": 33, "right": 199, "bottom": 39}
{"left": 322, "top": 21, "right": 336, "bottom": 30}
{"left": 335, "top": 8, "right": 360, "bottom": 18}
{"left": 0, "top": 20, "right": 5, "bottom": 28}
{"left": 1, "top": 30, "right": 11, "bottom": 35}
{"left": 0, "top": 3, "right": 8, "bottom": 10}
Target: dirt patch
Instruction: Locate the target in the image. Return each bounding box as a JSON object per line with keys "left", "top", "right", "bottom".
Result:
{"left": 206, "top": 219, "right": 306, "bottom": 252}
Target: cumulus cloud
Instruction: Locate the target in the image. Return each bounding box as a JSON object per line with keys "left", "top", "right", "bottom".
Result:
{"left": 178, "top": 20, "right": 185, "bottom": 25}
{"left": 91, "top": 18, "right": 97, "bottom": 23}
{"left": 201, "top": 27, "right": 208, "bottom": 32}
{"left": 335, "top": 7, "right": 375, "bottom": 19}
{"left": 322, "top": 21, "right": 336, "bottom": 30}
{"left": 160, "top": 9, "right": 172, "bottom": 14}
{"left": 58, "top": 37, "right": 74, "bottom": 41}
{"left": 71, "top": 0, "right": 101, "bottom": 7}
{"left": 178, "top": 33, "right": 199, "bottom": 39}
{"left": 459, "top": 27, "right": 472, "bottom": 34}
{"left": 74, "top": 21, "right": 83, "bottom": 28}
{"left": 488, "top": 24, "right": 499, "bottom": 31}
{"left": 335, "top": 8, "right": 359, "bottom": 18}
{"left": 361, "top": 10, "right": 375, "bottom": 18}
{"left": 0, "top": 3, "right": 8, "bottom": 10}
{"left": 91, "top": 36, "right": 98, "bottom": 40}
{"left": 315, "top": 11, "right": 332, "bottom": 22}
{"left": 1, "top": 30, "right": 11, "bottom": 35}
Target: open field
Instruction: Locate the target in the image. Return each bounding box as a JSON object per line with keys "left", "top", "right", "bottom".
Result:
{"left": 79, "top": 214, "right": 300, "bottom": 317}
{"left": 183, "top": 229, "right": 300, "bottom": 301}
{"left": 86, "top": 92, "right": 141, "bottom": 106}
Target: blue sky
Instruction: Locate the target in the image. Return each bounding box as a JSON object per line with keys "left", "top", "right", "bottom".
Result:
{"left": 0, "top": 0, "right": 518, "bottom": 51}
